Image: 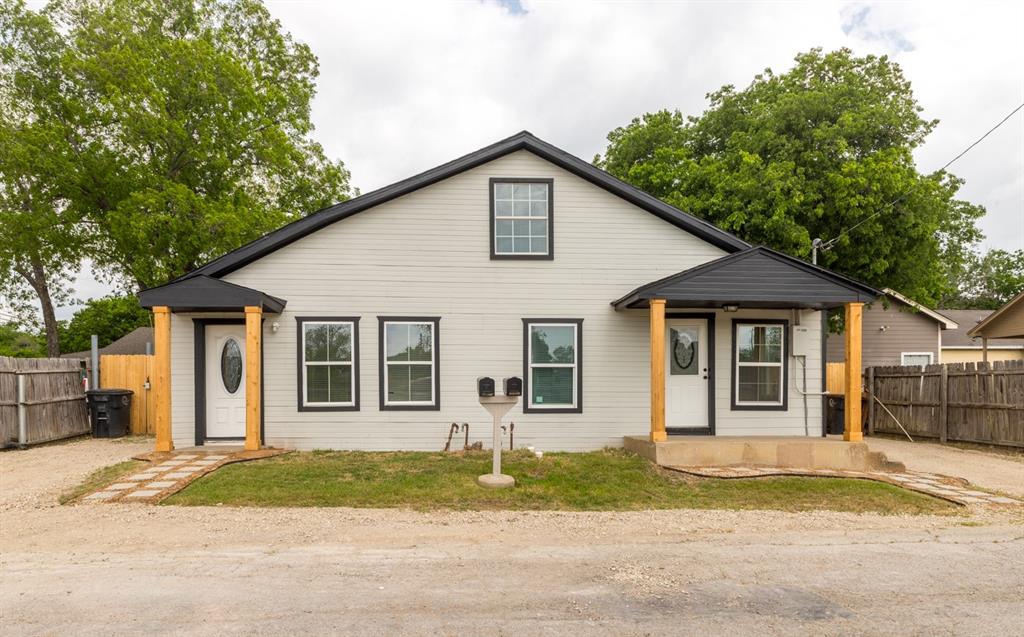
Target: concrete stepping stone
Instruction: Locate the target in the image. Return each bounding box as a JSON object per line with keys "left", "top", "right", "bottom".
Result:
{"left": 988, "top": 497, "right": 1018, "bottom": 504}
{"left": 164, "top": 471, "right": 195, "bottom": 479}
{"left": 125, "top": 489, "right": 161, "bottom": 498}
{"left": 175, "top": 454, "right": 199, "bottom": 459}
{"left": 105, "top": 483, "right": 136, "bottom": 491}
{"left": 204, "top": 455, "right": 228, "bottom": 460}
{"left": 125, "top": 473, "right": 157, "bottom": 481}
{"left": 160, "top": 459, "right": 187, "bottom": 465}
{"left": 147, "top": 481, "right": 177, "bottom": 489}
{"left": 85, "top": 491, "right": 118, "bottom": 500}
{"left": 959, "top": 490, "right": 991, "bottom": 497}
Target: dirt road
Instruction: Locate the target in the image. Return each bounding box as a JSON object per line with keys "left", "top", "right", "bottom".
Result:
{"left": 2, "top": 439, "right": 1022, "bottom": 636}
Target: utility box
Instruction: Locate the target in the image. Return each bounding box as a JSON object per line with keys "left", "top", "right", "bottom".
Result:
{"left": 503, "top": 376, "right": 523, "bottom": 397}
{"left": 792, "top": 325, "right": 814, "bottom": 356}
{"left": 477, "top": 376, "right": 495, "bottom": 397}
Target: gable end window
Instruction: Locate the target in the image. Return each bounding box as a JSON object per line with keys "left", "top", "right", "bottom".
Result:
{"left": 296, "top": 317, "right": 359, "bottom": 412}
{"left": 522, "top": 319, "right": 582, "bottom": 413}
{"left": 490, "top": 178, "right": 553, "bottom": 260}
{"left": 731, "top": 319, "right": 788, "bottom": 411}
{"left": 379, "top": 317, "right": 441, "bottom": 410}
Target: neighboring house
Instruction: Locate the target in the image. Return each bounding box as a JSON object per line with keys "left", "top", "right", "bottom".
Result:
{"left": 827, "top": 289, "right": 957, "bottom": 368}
{"left": 61, "top": 326, "right": 155, "bottom": 360}
{"left": 940, "top": 309, "right": 1024, "bottom": 363}
{"left": 943, "top": 291, "right": 1024, "bottom": 363}
{"left": 138, "top": 131, "right": 877, "bottom": 452}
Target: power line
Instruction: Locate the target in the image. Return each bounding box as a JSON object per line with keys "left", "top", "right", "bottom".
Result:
{"left": 815, "top": 100, "right": 1024, "bottom": 260}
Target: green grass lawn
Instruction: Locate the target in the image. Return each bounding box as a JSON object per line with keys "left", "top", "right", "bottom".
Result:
{"left": 164, "top": 449, "right": 954, "bottom": 514}
{"left": 60, "top": 459, "right": 144, "bottom": 504}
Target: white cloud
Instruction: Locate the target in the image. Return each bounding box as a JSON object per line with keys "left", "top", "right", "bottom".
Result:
{"left": 26, "top": 0, "right": 1024, "bottom": 319}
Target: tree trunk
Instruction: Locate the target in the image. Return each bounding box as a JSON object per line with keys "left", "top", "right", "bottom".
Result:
{"left": 16, "top": 256, "right": 61, "bottom": 357}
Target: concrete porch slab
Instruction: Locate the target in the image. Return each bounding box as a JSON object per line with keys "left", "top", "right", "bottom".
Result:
{"left": 623, "top": 435, "right": 905, "bottom": 473}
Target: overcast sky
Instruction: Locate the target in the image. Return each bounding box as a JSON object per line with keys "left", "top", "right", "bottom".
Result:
{"left": 56, "top": 0, "right": 1024, "bottom": 317}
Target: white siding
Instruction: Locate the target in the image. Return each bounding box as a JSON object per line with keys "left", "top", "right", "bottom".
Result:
{"left": 169, "top": 150, "right": 823, "bottom": 450}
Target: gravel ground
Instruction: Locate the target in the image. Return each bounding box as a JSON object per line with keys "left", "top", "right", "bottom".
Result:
{"left": 1, "top": 438, "right": 1022, "bottom": 636}
{"left": 863, "top": 436, "right": 1024, "bottom": 496}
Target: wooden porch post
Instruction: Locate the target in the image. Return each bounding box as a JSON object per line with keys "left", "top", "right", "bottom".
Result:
{"left": 843, "top": 302, "right": 864, "bottom": 442}
{"left": 153, "top": 306, "right": 173, "bottom": 452}
{"left": 244, "top": 305, "right": 262, "bottom": 451}
{"left": 650, "top": 298, "right": 667, "bottom": 442}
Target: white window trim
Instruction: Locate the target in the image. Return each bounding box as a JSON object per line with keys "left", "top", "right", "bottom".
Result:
{"left": 735, "top": 323, "right": 785, "bottom": 406}
{"left": 493, "top": 181, "right": 550, "bottom": 257}
{"left": 901, "top": 352, "right": 934, "bottom": 366}
{"left": 526, "top": 322, "right": 579, "bottom": 410}
{"left": 383, "top": 320, "right": 437, "bottom": 407}
{"left": 301, "top": 320, "right": 356, "bottom": 407}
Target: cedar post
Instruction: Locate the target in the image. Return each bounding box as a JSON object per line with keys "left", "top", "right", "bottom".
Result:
{"left": 843, "top": 302, "right": 864, "bottom": 442}
{"left": 153, "top": 306, "right": 173, "bottom": 452}
{"left": 244, "top": 306, "right": 262, "bottom": 451}
{"left": 866, "top": 367, "right": 875, "bottom": 436}
{"left": 649, "top": 299, "right": 667, "bottom": 442}
{"left": 939, "top": 364, "right": 948, "bottom": 443}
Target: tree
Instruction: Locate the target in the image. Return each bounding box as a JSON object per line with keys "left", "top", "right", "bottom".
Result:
{"left": 1, "top": 0, "right": 352, "bottom": 353}
{"left": 941, "top": 249, "right": 1024, "bottom": 310}
{"left": 595, "top": 49, "right": 985, "bottom": 306}
{"left": 58, "top": 296, "right": 151, "bottom": 353}
{"left": 0, "top": 322, "right": 46, "bottom": 357}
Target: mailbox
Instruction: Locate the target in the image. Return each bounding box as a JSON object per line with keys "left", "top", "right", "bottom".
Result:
{"left": 503, "top": 376, "right": 523, "bottom": 397}
{"left": 477, "top": 376, "right": 495, "bottom": 397}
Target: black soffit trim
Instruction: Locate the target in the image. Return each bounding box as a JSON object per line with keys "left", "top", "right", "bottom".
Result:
{"left": 178, "top": 131, "right": 750, "bottom": 281}
{"left": 138, "top": 275, "right": 287, "bottom": 313}
{"left": 611, "top": 246, "right": 882, "bottom": 309}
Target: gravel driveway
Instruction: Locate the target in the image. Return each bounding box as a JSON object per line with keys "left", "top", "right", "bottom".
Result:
{"left": 1, "top": 438, "right": 1022, "bottom": 636}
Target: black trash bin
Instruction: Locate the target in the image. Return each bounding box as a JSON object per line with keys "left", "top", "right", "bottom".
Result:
{"left": 825, "top": 395, "right": 845, "bottom": 435}
{"left": 86, "top": 389, "right": 134, "bottom": 438}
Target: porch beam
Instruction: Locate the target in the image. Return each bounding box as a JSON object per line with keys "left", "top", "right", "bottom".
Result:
{"left": 244, "top": 305, "right": 262, "bottom": 451}
{"left": 650, "top": 298, "right": 667, "bottom": 442}
{"left": 153, "top": 306, "right": 173, "bottom": 452}
{"left": 843, "top": 302, "right": 864, "bottom": 442}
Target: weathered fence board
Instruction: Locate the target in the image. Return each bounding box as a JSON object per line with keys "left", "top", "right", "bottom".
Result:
{"left": 100, "top": 354, "right": 154, "bottom": 434}
{"left": 867, "top": 360, "right": 1024, "bottom": 447}
{"left": 0, "top": 356, "right": 89, "bottom": 447}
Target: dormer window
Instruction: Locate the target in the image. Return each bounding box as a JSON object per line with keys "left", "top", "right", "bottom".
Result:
{"left": 490, "top": 178, "right": 553, "bottom": 259}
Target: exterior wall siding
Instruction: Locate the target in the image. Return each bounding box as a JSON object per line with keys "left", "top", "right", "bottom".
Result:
{"left": 941, "top": 348, "right": 1024, "bottom": 364}
{"left": 169, "top": 150, "right": 823, "bottom": 451}
{"left": 826, "top": 301, "right": 940, "bottom": 369}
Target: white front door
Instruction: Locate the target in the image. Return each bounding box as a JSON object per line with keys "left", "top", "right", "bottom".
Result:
{"left": 205, "top": 325, "right": 246, "bottom": 439}
{"left": 665, "top": 319, "right": 709, "bottom": 430}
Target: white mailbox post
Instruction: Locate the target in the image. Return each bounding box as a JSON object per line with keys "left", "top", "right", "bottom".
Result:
{"left": 476, "top": 394, "right": 518, "bottom": 488}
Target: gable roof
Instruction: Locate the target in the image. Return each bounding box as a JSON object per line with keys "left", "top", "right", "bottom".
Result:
{"left": 61, "top": 326, "right": 154, "bottom": 359}
{"left": 966, "top": 290, "right": 1024, "bottom": 339}
{"left": 940, "top": 308, "right": 1024, "bottom": 347}
{"left": 612, "top": 246, "right": 880, "bottom": 310}
{"left": 881, "top": 288, "right": 958, "bottom": 329}
{"left": 180, "top": 131, "right": 750, "bottom": 281}
{"left": 138, "top": 275, "right": 286, "bottom": 313}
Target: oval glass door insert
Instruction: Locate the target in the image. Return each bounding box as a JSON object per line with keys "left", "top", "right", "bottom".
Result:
{"left": 220, "top": 338, "right": 243, "bottom": 394}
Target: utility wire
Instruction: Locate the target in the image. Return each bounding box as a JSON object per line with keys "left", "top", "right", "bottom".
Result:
{"left": 819, "top": 101, "right": 1024, "bottom": 252}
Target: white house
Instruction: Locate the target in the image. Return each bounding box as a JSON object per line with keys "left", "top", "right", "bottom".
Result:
{"left": 139, "top": 132, "right": 876, "bottom": 452}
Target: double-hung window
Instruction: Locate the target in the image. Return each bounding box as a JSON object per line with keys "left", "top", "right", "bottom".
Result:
{"left": 491, "top": 179, "right": 553, "bottom": 259}
{"left": 732, "top": 320, "right": 787, "bottom": 410}
{"left": 523, "top": 319, "right": 582, "bottom": 413}
{"left": 297, "top": 317, "right": 359, "bottom": 411}
{"left": 379, "top": 317, "right": 440, "bottom": 410}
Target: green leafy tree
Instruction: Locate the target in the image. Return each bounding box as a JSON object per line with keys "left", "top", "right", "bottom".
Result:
{"left": 58, "top": 296, "right": 151, "bottom": 353}
{"left": 1, "top": 0, "right": 352, "bottom": 353}
{"left": 595, "top": 49, "right": 985, "bottom": 305}
{"left": 941, "top": 249, "right": 1024, "bottom": 310}
{"left": 0, "top": 322, "right": 46, "bottom": 357}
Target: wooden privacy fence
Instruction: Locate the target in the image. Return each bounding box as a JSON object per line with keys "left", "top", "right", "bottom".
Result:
{"left": 0, "top": 356, "right": 89, "bottom": 447}
{"left": 826, "top": 362, "right": 846, "bottom": 394}
{"left": 99, "top": 354, "right": 154, "bottom": 435}
{"left": 866, "top": 360, "right": 1024, "bottom": 447}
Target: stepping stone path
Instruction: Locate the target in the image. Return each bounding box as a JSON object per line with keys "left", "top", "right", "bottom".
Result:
{"left": 81, "top": 452, "right": 236, "bottom": 504}
{"left": 670, "top": 466, "right": 1022, "bottom": 508}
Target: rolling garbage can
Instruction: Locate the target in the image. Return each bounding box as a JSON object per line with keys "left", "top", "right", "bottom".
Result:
{"left": 826, "top": 395, "right": 845, "bottom": 435}
{"left": 86, "top": 389, "right": 133, "bottom": 438}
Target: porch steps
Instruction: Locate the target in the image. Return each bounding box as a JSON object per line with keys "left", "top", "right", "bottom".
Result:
{"left": 623, "top": 436, "right": 905, "bottom": 473}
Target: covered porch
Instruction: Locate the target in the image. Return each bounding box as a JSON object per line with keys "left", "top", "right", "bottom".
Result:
{"left": 138, "top": 275, "right": 287, "bottom": 453}
{"left": 612, "top": 247, "right": 880, "bottom": 449}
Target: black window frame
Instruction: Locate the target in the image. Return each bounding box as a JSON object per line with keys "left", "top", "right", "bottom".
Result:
{"left": 522, "top": 318, "right": 583, "bottom": 414}
{"left": 489, "top": 177, "right": 554, "bottom": 260}
{"left": 296, "top": 316, "right": 361, "bottom": 412}
{"left": 730, "top": 318, "right": 789, "bottom": 411}
{"left": 378, "top": 316, "right": 441, "bottom": 411}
